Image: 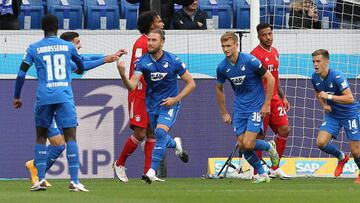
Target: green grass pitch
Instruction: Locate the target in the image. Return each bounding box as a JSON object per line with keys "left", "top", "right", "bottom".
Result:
{"left": 0, "top": 178, "right": 360, "bottom": 203}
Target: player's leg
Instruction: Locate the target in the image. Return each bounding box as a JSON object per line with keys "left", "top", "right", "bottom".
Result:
{"left": 114, "top": 97, "right": 147, "bottom": 182}
{"left": 57, "top": 102, "right": 88, "bottom": 192}
{"left": 31, "top": 104, "right": 54, "bottom": 191}
{"left": 349, "top": 141, "right": 360, "bottom": 183}
{"left": 344, "top": 115, "right": 360, "bottom": 183}
{"left": 143, "top": 104, "right": 187, "bottom": 184}
{"left": 46, "top": 124, "right": 65, "bottom": 173}
{"left": 144, "top": 126, "right": 156, "bottom": 174}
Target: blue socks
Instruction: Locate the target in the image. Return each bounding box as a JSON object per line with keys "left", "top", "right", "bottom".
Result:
{"left": 254, "top": 140, "right": 271, "bottom": 151}
{"left": 166, "top": 134, "right": 176, "bottom": 148}
{"left": 151, "top": 128, "right": 167, "bottom": 170}
{"left": 66, "top": 141, "right": 80, "bottom": 184}
{"left": 320, "top": 143, "right": 343, "bottom": 159}
{"left": 243, "top": 150, "right": 265, "bottom": 175}
{"left": 34, "top": 144, "right": 47, "bottom": 180}
{"left": 46, "top": 144, "right": 65, "bottom": 172}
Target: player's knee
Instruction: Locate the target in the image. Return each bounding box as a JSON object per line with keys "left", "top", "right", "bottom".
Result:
{"left": 242, "top": 140, "right": 255, "bottom": 151}
{"left": 316, "top": 139, "right": 327, "bottom": 149}
{"left": 133, "top": 129, "right": 146, "bottom": 141}
{"left": 278, "top": 126, "right": 290, "bottom": 137}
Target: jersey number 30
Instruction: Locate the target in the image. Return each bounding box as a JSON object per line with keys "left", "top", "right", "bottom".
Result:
{"left": 43, "top": 54, "right": 67, "bottom": 81}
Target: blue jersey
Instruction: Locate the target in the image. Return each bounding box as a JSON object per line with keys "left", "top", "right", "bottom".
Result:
{"left": 216, "top": 52, "right": 265, "bottom": 113}
{"left": 134, "top": 51, "right": 187, "bottom": 112}
{"left": 23, "top": 36, "right": 83, "bottom": 105}
{"left": 311, "top": 69, "right": 359, "bottom": 119}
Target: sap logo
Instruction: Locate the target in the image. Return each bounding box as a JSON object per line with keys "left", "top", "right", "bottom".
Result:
{"left": 151, "top": 72, "right": 167, "bottom": 81}
{"left": 230, "top": 75, "right": 246, "bottom": 85}
{"left": 342, "top": 162, "right": 358, "bottom": 174}
{"left": 296, "top": 161, "right": 325, "bottom": 175}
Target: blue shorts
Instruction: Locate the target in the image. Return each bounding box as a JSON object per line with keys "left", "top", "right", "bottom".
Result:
{"left": 149, "top": 103, "right": 180, "bottom": 130}
{"left": 320, "top": 113, "right": 360, "bottom": 141}
{"left": 34, "top": 102, "right": 77, "bottom": 129}
{"left": 232, "top": 112, "right": 264, "bottom": 136}
{"left": 48, "top": 118, "right": 63, "bottom": 138}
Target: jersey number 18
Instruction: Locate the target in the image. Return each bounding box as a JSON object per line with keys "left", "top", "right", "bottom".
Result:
{"left": 43, "top": 54, "right": 67, "bottom": 81}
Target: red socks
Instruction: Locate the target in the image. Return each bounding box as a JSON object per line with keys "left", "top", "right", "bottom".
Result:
{"left": 116, "top": 135, "right": 139, "bottom": 166}
{"left": 272, "top": 135, "right": 288, "bottom": 170}
{"left": 144, "top": 138, "right": 155, "bottom": 174}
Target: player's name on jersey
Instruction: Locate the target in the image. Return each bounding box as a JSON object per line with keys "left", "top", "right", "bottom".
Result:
{"left": 46, "top": 82, "right": 69, "bottom": 88}
{"left": 37, "top": 45, "right": 69, "bottom": 54}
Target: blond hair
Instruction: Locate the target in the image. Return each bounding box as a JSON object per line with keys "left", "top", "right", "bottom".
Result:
{"left": 220, "top": 32, "right": 238, "bottom": 43}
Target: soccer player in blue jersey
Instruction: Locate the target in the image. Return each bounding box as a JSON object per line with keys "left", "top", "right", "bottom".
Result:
{"left": 13, "top": 14, "right": 88, "bottom": 192}
{"left": 311, "top": 49, "right": 360, "bottom": 183}
{"left": 215, "top": 32, "right": 279, "bottom": 183}
{"left": 117, "top": 28, "right": 196, "bottom": 184}
{"left": 24, "top": 31, "right": 126, "bottom": 186}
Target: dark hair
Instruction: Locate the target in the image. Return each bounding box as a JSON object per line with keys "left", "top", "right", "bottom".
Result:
{"left": 256, "top": 23, "right": 272, "bottom": 34}
{"left": 60, "top": 31, "right": 79, "bottom": 41}
{"left": 312, "top": 49, "right": 329, "bottom": 60}
{"left": 41, "top": 14, "right": 59, "bottom": 33}
{"left": 150, "top": 28, "right": 165, "bottom": 40}
{"left": 137, "top": 11, "right": 160, "bottom": 34}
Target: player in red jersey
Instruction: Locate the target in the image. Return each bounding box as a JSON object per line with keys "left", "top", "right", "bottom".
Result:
{"left": 113, "top": 11, "right": 165, "bottom": 182}
{"left": 251, "top": 23, "right": 291, "bottom": 179}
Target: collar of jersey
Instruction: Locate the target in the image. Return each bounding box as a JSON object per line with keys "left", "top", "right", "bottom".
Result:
{"left": 150, "top": 51, "right": 165, "bottom": 62}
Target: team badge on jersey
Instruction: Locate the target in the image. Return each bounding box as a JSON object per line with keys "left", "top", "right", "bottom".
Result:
{"left": 329, "top": 83, "right": 333, "bottom": 88}
{"left": 162, "top": 61, "right": 169, "bottom": 68}
{"left": 241, "top": 66, "right": 246, "bottom": 71}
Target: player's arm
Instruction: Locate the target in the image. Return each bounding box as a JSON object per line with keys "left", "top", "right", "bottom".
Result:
{"left": 161, "top": 70, "right": 196, "bottom": 107}
{"left": 318, "top": 89, "right": 354, "bottom": 105}
{"left": 117, "top": 60, "right": 141, "bottom": 91}
{"left": 215, "top": 83, "right": 231, "bottom": 124}
{"left": 13, "top": 62, "right": 31, "bottom": 108}
{"left": 259, "top": 68, "right": 275, "bottom": 117}
{"left": 277, "top": 77, "right": 290, "bottom": 111}
{"left": 70, "top": 45, "right": 85, "bottom": 75}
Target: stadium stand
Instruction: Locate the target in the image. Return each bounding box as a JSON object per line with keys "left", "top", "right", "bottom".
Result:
{"left": 120, "top": 0, "right": 139, "bottom": 30}
{"left": 84, "top": 0, "right": 120, "bottom": 29}
{"left": 233, "top": 0, "right": 268, "bottom": 29}
{"left": 47, "top": 0, "right": 83, "bottom": 29}
{"left": 19, "top": 0, "right": 44, "bottom": 29}
{"left": 199, "top": 0, "right": 232, "bottom": 28}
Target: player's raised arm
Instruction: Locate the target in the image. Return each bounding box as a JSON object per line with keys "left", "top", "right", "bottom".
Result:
{"left": 117, "top": 60, "right": 141, "bottom": 91}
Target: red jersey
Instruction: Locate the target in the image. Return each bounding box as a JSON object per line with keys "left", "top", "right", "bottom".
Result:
{"left": 251, "top": 45, "right": 279, "bottom": 96}
{"left": 129, "top": 34, "right": 148, "bottom": 100}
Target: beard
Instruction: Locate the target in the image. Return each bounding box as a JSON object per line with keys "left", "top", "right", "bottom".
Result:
{"left": 148, "top": 46, "right": 161, "bottom": 55}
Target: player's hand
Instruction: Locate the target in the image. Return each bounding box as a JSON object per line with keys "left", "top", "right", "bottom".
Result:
{"left": 13, "top": 99, "right": 22, "bottom": 109}
{"left": 323, "top": 105, "right": 332, "bottom": 113}
{"left": 260, "top": 103, "right": 271, "bottom": 117}
{"left": 222, "top": 113, "right": 231, "bottom": 124}
{"left": 117, "top": 61, "right": 126, "bottom": 76}
{"left": 115, "top": 49, "right": 128, "bottom": 58}
{"left": 160, "top": 97, "right": 178, "bottom": 107}
{"left": 104, "top": 54, "right": 120, "bottom": 63}
{"left": 283, "top": 98, "right": 291, "bottom": 111}
{"left": 318, "top": 91, "right": 329, "bottom": 100}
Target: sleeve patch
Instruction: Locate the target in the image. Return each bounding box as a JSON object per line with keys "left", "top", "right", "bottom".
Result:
{"left": 135, "top": 48, "right": 143, "bottom": 58}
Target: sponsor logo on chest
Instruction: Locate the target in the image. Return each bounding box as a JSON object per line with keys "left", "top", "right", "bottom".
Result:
{"left": 151, "top": 72, "right": 168, "bottom": 81}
